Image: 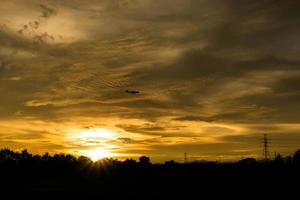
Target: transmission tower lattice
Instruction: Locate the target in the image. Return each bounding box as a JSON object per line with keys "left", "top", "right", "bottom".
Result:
{"left": 263, "top": 134, "right": 270, "bottom": 161}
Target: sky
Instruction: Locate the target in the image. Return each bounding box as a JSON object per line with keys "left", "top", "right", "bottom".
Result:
{"left": 0, "top": 0, "right": 300, "bottom": 162}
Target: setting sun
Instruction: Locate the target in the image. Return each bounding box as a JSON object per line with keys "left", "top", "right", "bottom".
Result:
{"left": 81, "top": 148, "right": 112, "bottom": 161}
{"left": 74, "top": 128, "right": 118, "bottom": 161}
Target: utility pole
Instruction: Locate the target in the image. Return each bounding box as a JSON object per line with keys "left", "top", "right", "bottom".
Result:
{"left": 184, "top": 152, "right": 187, "bottom": 163}
{"left": 263, "top": 134, "right": 270, "bottom": 161}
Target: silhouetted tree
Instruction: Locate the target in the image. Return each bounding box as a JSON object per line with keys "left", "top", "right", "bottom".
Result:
{"left": 274, "top": 153, "right": 285, "bottom": 165}
{"left": 238, "top": 158, "right": 257, "bottom": 165}
{"left": 286, "top": 156, "right": 293, "bottom": 165}
{"left": 78, "top": 156, "right": 92, "bottom": 164}
{"left": 293, "top": 149, "right": 300, "bottom": 164}
{"left": 139, "top": 156, "right": 151, "bottom": 166}
{"left": 165, "top": 160, "right": 178, "bottom": 166}
{"left": 42, "top": 152, "right": 50, "bottom": 160}
{"left": 0, "top": 148, "right": 16, "bottom": 161}
{"left": 123, "top": 159, "right": 137, "bottom": 167}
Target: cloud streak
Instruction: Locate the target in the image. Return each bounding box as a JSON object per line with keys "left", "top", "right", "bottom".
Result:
{"left": 0, "top": 0, "right": 299, "bottom": 161}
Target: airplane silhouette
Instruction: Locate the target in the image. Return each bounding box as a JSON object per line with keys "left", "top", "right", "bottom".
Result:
{"left": 126, "top": 90, "right": 140, "bottom": 94}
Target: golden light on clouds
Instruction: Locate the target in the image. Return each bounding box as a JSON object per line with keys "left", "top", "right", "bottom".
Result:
{"left": 72, "top": 128, "right": 121, "bottom": 161}
{"left": 0, "top": 0, "right": 300, "bottom": 162}
{"left": 67, "top": 127, "right": 117, "bottom": 156}
{"left": 79, "top": 128, "right": 117, "bottom": 142}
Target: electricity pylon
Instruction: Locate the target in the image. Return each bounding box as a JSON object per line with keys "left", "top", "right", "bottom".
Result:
{"left": 263, "top": 134, "right": 270, "bottom": 161}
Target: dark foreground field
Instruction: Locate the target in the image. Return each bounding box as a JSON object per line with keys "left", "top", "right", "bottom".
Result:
{"left": 1, "top": 149, "right": 300, "bottom": 199}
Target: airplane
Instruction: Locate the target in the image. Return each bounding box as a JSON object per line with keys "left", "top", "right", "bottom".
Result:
{"left": 126, "top": 90, "right": 140, "bottom": 94}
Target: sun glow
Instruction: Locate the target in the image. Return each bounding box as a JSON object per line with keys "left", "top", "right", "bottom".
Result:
{"left": 82, "top": 148, "right": 112, "bottom": 161}
{"left": 80, "top": 128, "right": 116, "bottom": 140}
{"left": 71, "top": 128, "right": 119, "bottom": 161}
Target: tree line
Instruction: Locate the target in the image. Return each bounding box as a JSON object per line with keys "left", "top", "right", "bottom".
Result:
{"left": 1, "top": 148, "right": 300, "bottom": 180}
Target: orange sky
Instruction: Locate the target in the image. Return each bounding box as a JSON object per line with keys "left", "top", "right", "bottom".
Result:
{"left": 0, "top": 0, "right": 300, "bottom": 162}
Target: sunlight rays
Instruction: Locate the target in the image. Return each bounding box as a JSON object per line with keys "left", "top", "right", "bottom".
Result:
{"left": 69, "top": 128, "right": 119, "bottom": 161}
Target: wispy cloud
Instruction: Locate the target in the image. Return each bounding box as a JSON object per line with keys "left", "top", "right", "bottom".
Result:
{"left": 0, "top": 0, "right": 299, "bottom": 161}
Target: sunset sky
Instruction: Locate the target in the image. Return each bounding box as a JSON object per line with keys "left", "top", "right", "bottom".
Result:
{"left": 0, "top": 0, "right": 300, "bottom": 162}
